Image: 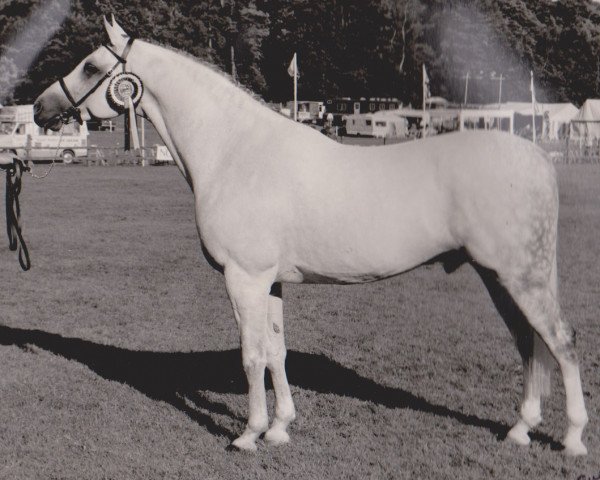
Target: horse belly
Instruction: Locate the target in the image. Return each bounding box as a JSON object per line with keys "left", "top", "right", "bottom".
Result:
{"left": 280, "top": 183, "right": 456, "bottom": 284}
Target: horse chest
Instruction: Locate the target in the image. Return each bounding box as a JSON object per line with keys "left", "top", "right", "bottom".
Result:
{"left": 195, "top": 200, "right": 280, "bottom": 273}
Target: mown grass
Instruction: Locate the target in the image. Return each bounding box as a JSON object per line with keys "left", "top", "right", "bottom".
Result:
{"left": 0, "top": 163, "right": 597, "bottom": 479}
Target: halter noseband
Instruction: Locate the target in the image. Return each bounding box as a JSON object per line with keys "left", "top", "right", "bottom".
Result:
{"left": 56, "top": 38, "right": 135, "bottom": 125}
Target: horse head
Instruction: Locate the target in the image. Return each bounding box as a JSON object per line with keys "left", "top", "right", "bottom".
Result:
{"left": 34, "top": 16, "right": 137, "bottom": 130}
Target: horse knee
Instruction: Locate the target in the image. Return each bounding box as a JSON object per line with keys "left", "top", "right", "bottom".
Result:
{"left": 267, "top": 343, "right": 286, "bottom": 365}
{"left": 242, "top": 348, "right": 267, "bottom": 376}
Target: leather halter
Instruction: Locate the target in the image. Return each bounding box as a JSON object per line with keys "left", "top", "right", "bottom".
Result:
{"left": 56, "top": 38, "right": 135, "bottom": 125}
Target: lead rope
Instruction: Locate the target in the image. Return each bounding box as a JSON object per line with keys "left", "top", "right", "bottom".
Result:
{"left": 1, "top": 125, "right": 65, "bottom": 270}
{"left": 28, "top": 126, "right": 64, "bottom": 179}
{"left": 2, "top": 158, "right": 30, "bottom": 271}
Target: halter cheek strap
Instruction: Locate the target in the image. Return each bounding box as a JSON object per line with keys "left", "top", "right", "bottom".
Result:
{"left": 56, "top": 37, "right": 135, "bottom": 125}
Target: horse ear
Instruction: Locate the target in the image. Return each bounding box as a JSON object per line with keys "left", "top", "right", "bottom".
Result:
{"left": 103, "top": 14, "right": 129, "bottom": 47}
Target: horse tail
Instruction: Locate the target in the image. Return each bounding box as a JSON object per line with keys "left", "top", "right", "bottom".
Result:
{"left": 473, "top": 263, "right": 555, "bottom": 397}
{"left": 528, "top": 330, "right": 553, "bottom": 397}
{"left": 527, "top": 252, "right": 560, "bottom": 398}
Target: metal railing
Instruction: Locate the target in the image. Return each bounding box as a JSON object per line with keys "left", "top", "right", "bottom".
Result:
{"left": 564, "top": 139, "right": 600, "bottom": 164}
{"left": 0, "top": 142, "right": 173, "bottom": 166}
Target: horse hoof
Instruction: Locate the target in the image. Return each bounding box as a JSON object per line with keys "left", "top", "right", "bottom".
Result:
{"left": 507, "top": 422, "right": 530, "bottom": 446}
{"left": 563, "top": 439, "right": 587, "bottom": 456}
{"left": 264, "top": 428, "right": 290, "bottom": 446}
{"left": 231, "top": 435, "right": 258, "bottom": 452}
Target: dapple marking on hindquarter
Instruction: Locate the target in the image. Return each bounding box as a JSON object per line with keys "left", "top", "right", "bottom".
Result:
{"left": 32, "top": 16, "right": 588, "bottom": 455}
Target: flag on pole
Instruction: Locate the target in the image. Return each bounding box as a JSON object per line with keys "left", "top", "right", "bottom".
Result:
{"left": 422, "top": 64, "right": 431, "bottom": 111}
{"left": 288, "top": 53, "right": 298, "bottom": 121}
{"left": 287, "top": 53, "right": 298, "bottom": 78}
{"left": 422, "top": 64, "right": 431, "bottom": 137}
{"left": 530, "top": 70, "right": 537, "bottom": 143}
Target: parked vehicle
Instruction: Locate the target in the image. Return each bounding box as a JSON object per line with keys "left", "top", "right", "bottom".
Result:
{"left": 344, "top": 110, "right": 410, "bottom": 138}
{"left": 0, "top": 105, "right": 88, "bottom": 163}
{"left": 284, "top": 100, "right": 325, "bottom": 123}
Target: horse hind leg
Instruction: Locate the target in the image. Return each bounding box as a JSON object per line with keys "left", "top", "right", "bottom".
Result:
{"left": 263, "top": 282, "right": 296, "bottom": 446}
{"left": 474, "top": 265, "right": 552, "bottom": 446}
{"left": 506, "top": 332, "right": 553, "bottom": 446}
{"left": 507, "top": 279, "right": 588, "bottom": 456}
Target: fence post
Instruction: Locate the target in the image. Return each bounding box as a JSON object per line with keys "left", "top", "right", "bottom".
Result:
{"left": 141, "top": 117, "right": 147, "bottom": 166}
{"left": 25, "top": 134, "right": 32, "bottom": 163}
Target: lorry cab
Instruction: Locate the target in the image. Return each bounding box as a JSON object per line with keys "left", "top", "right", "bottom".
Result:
{"left": 0, "top": 105, "right": 88, "bottom": 163}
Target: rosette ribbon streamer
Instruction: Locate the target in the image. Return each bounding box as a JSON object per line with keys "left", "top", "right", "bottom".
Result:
{"left": 107, "top": 71, "right": 143, "bottom": 151}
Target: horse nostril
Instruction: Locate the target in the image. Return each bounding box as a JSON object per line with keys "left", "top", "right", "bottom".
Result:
{"left": 33, "top": 101, "right": 43, "bottom": 115}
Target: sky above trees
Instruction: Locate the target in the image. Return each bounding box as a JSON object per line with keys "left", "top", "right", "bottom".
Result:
{"left": 1, "top": 0, "right": 599, "bottom": 107}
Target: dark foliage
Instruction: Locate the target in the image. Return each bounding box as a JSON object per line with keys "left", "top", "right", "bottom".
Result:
{"left": 1, "top": 0, "right": 599, "bottom": 106}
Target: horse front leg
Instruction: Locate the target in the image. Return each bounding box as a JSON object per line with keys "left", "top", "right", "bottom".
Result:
{"left": 264, "top": 282, "right": 296, "bottom": 445}
{"left": 225, "top": 265, "right": 273, "bottom": 451}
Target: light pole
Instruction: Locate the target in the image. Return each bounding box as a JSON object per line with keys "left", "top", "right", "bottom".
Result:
{"left": 462, "top": 72, "right": 470, "bottom": 105}
{"left": 491, "top": 73, "right": 505, "bottom": 106}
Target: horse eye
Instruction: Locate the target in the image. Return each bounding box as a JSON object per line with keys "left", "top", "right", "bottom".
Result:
{"left": 83, "top": 62, "right": 99, "bottom": 75}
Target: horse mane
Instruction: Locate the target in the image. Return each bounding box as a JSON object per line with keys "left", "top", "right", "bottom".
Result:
{"left": 143, "top": 39, "right": 272, "bottom": 109}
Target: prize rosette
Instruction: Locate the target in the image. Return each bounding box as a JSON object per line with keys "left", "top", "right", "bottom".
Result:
{"left": 107, "top": 72, "right": 143, "bottom": 111}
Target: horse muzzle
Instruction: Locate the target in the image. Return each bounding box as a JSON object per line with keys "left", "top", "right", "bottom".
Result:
{"left": 34, "top": 110, "right": 64, "bottom": 131}
{"left": 33, "top": 86, "right": 81, "bottom": 130}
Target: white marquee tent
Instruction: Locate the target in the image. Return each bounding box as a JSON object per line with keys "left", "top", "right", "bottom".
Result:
{"left": 539, "top": 103, "right": 578, "bottom": 139}
{"left": 570, "top": 99, "right": 600, "bottom": 144}
{"left": 484, "top": 102, "right": 577, "bottom": 139}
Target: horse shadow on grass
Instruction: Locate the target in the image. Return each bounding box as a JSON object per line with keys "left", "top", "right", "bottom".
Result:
{"left": 0, "top": 324, "right": 562, "bottom": 450}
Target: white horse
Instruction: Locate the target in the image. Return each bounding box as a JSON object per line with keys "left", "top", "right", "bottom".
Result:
{"left": 33, "top": 17, "right": 588, "bottom": 455}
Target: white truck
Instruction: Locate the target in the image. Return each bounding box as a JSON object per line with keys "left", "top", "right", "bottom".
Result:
{"left": 0, "top": 105, "right": 88, "bottom": 163}
{"left": 284, "top": 100, "right": 325, "bottom": 123}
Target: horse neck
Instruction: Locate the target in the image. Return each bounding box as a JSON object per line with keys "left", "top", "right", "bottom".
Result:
{"left": 132, "top": 41, "right": 267, "bottom": 188}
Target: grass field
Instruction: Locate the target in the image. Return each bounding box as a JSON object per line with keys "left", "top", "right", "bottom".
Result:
{"left": 0, "top": 163, "right": 597, "bottom": 479}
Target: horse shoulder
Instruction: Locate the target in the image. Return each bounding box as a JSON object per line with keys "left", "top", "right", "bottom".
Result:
{"left": 194, "top": 164, "right": 287, "bottom": 274}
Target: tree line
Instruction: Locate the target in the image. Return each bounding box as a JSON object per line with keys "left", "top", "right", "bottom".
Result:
{"left": 1, "top": 0, "right": 599, "bottom": 107}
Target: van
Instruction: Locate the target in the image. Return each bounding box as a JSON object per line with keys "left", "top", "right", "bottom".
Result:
{"left": 0, "top": 105, "right": 88, "bottom": 163}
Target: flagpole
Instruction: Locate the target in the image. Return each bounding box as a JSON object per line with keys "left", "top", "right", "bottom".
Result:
{"left": 287, "top": 52, "right": 298, "bottom": 121}
{"left": 293, "top": 55, "right": 298, "bottom": 122}
{"left": 531, "top": 70, "right": 536, "bottom": 144}
{"left": 422, "top": 64, "right": 429, "bottom": 138}
{"left": 422, "top": 64, "right": 426, "bottom": 112}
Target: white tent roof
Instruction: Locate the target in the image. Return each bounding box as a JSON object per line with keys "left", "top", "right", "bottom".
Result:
{"left": 572, "top": 99, "right": 600, "bottom": 121}
{"left": 496, "top": 102, "right": 534, "bottom": 115}
{"left": 484, "top": 102, "right": 577, "bottom": 119}
{"left": 570, "top": 99, "right": 600, "bottom": 143}
{"left": 461, "top": 108, "right": 514, "bottom": 119}
{"left": 540, "top": 103, "right": 579, "bottom": 123}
